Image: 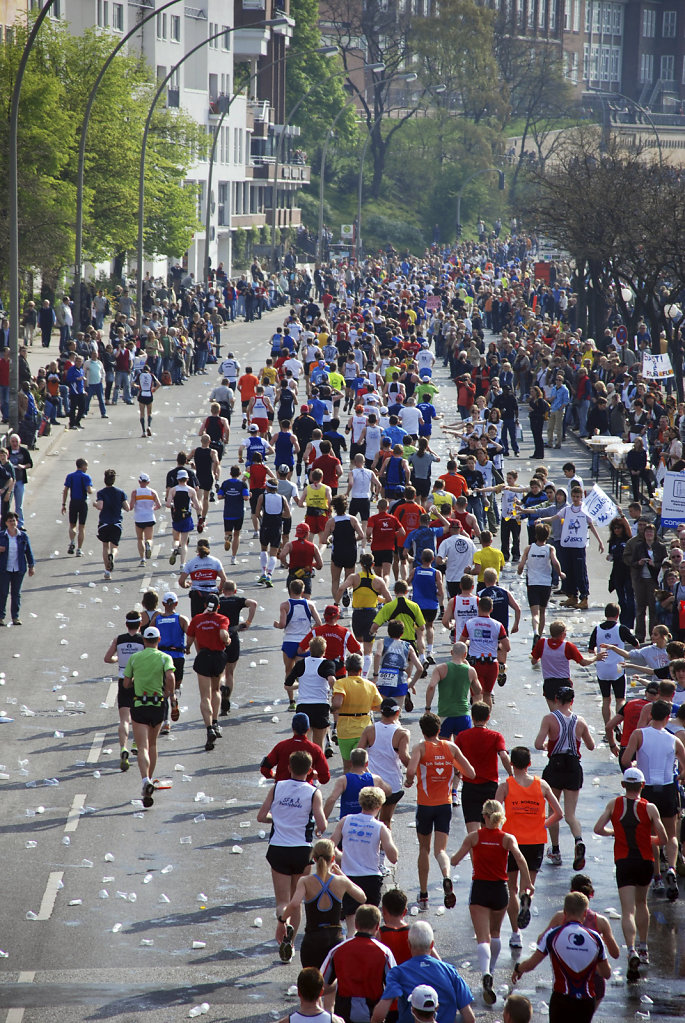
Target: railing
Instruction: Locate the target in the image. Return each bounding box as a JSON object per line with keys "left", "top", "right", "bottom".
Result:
{"left": 208, "top": 96, "right": 230, "bottom": 115}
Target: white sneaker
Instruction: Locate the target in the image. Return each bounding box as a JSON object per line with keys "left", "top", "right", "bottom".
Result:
{"left": 231, "top": 555, "right": 237, "bottom": 565}
{"left": 509, "top": 932, "right": 522, "bottom": 948}
{"left": 103, "top": 571, "right": 111, "bottom": 580}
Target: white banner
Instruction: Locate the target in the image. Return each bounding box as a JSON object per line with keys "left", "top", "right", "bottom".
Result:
{"left": 581, "top": 484, "right": 619, "bottom": 528}
{"left": 642, "top": 352, "right": 674, "bottom": 379}
{"left": 661, "top": 471, "right": 685, "bottom": 529}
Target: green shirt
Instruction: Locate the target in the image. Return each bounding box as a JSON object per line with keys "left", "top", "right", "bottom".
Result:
{"left": 416, "top": 383, "right": 438, "bottom": 403}
{"left": 373, "top": 595, "right": 425, "bottom": 642}
{"left": 124, "top": 647, "right": 174, "bottom": 703}
{"left": 437, "top": 661, "right": 471, "bottom": 718}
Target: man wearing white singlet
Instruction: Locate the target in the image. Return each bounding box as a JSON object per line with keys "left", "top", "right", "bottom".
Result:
{"left": 358, "top": 696, "right": 411, "bottom": 827}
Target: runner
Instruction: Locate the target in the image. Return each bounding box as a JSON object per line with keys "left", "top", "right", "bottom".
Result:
{"left": 122, "top": 626, "right": 175, "bottom": 808}
{"left": 531, "top": 621, "right": 606, "bottom": 709}
{"left": 61, "top": 457, "right": 93, "bottom": 557}
{"left": 275, "top": 579, "right": 321, "bottom": 711}
{"left": 336, "top": 553, "right": 391, "bottom": 678}
{"left": 367, "top": 498, "right": 406, "bottom": 583}
{"left": 331, "top": 653, "right": 382, "bottom": 770}
{"left": 517, "top": 523, "right": 563, "bottom": 646}
{"left": 155, "top": 592, "right": 188, "bottom": 735}
{"left": 272, "top": 419, "right": 300, "bottom": 477}
{"left": 371, "top": 580, "right": 426, "bottom": 659}
{"left": 372, "top": 619, "right": 424, "bottom": 711}
{"left": 256, "top": 478, "right": 291, "bottom": 587}
{"left": 441, "top": 574, "right": 479, "bottom": 642}
{"left": 436, "top": 522, "right": 476, "bottom": 598}
{"left": 260, "top": 712, "right": 331, "bottom": 786}
{"left": 217, "top": 578, "right": 257, "bottom": 715}
{"left": 323, "top": 748, "right": 390, "bottom": 820}
{"left": 185, "top": 593, "right": 231, "bottom": 752}
{"left": 166, "top": 468, "right": 202, "bottom": 567}
{"left": 216, "top": 465, "right": 249, "bottom": 564}
{"left": 129, "top": 471, "right": 161, "bottom": 567}
{"left": 408, "top": 549, "right": 445, "bottom": 665}
{"left": 321, "top": 495, "right": 365, "bottom": 599}
{"left": 103, "top": 610, "right": 145, "bottom": 772}
{"left": 460, "top": 595, "right": 509, "bottom": 710}
{"left": 94, "top": 469, "right": 130, "bottom": 580}
{"left": 298, "top": 467, "right": 332, "bottom": 547}
{"left": 135, "top": 360, "right": 160, "bottom": 437}
{"left": 454, "top": 703, "right": 511, "bottom": 834}
{"left": 404, "top": 712, "right": 475, "bottom": 912}
{"left": 588, "top": 602, "right": 640, "bottom": 727}
{"left": 346, "top": 452, "right": 380, "bottom": 527}
{"left": 358, "top": 697, "right": 411, "bottom": 828}
{"left": 285, "top": 635, "right": 336, "bottom": 750}
{"left": 192, "top": 433, "right": 220, "bottom": 530}
{"left": 178, "top": 538, "right": 227, "bottom": 616}
{"left": 280, "top": 522, "right": 324, "bottom": 596}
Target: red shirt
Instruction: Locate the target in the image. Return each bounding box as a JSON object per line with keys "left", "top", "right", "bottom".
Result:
{"left": 297, "top": 623, "right": 361, "bottom": 663}
{"left": 472, "top": 826, "right": 508, "bottom": 881}
{"left": 455, "top": 726, "right": 506, "bottom": 785}
{"left": 238, "top": 373, "right": 259, "bottom": 401}
{"left": 0, "top": 358, "right": 9, "bottom": 387}
{"left": 392, "top": 500, "right": 423, "bottom": 534}
{"left": 186, "top": 611, "right": 229, "bottom": 651}
{"left": 248, "top": 464, "right": 268, "bottom": 491}
{"left": 260, "top": 734, "right": 330, "bottom": 784}
{"left": 367, "top": 512, "right": 404, "bottom": 552}
{"left": 619, "top": 698, "right": 649, "bottom": 750}
{"left": 440, "top": 472, "right": 468, "bottom": 499}
{"left": 312, "top": 453, "right": 341, "bottom": 488}
{"left": 287, "top": 537, "right": 318, "bottom": 569}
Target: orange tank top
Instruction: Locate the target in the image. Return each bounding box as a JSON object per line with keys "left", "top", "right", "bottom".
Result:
{"left": 503, "top": 775, "right": 547, "bottom": 845}
{"left": 416, "top": 739, "right": 459, "bottom": 806}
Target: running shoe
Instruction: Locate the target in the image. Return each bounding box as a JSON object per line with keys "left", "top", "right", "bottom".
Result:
{"left": 509, "top": 932, "right": 522, "bottom": 949}
{"left": 141, "top": 781, "right": 155, "bottom": 808}
{"left": 417, "top": 893, "right": 429, "bottom": 912}
{"left": 145, "top": 540, "right": 151, "bottom": 559}
{"left": 341, "top": 590, "right": 350, "bottom": 607}
{"left": 225, "top": 538, "right": 231, "bottom": 551}
{"left": 482, "top": 974, "right": 496, "bottom": 1005}
{"left": 546, "top": 849, "right": 562, "bottom": 866}
{"left": 404, "top": 694, "right": 414, "bottom": 712}
{"left": 252, "top": 530, "right": 259, "bottom": 538}
{"left": 147, "top": 428, "right": 152, "bottom": 437}
{"left": 324, "top": 738, "right": 334, "bottom": 759}
{"left": 264, "top": 575, "right": 273, "bottom": 588}
{"left": 76, "top": 548, "right": 83, "bottom": 557}
{"left": 638, "top": 946, "right": 650, "bottom": 966}
{"left": 67, "top": 542, "right": 75, "bottom": 554}
{"left": 517, "top": 892, "right": 532, "bottom": 929}
{"left": 451, "top": 789, "right": 461, "bottom": 807}
{"left": 425, "top": 654, "right": 435, "bottom": 666}
{"left": 107, "top": 552, "right": 114, "bottom": 571}
{"left": 204, "top": 728, "right": 215, "bottom": 752}
{"left": 627, "top": 949, "right": 640, "bottom": 982}
{"left": 169, "top": 548, "right": 178, "bottom": 566}
{"left": 497, "top": 664, "right": 507, "bottom": 687}
{"left": 170, "top": 698, "right": 180, "bottom": 721}
{"left": 287, "top": 700, "right": 297, "bottom": 712}
{"left": 119, "top": 749, "right": 129, "bottom": 772}
{"left": 231, "top": 555, "right": 237, "bottom": 565}
{"left": 103, "top": 571, "right": 111, "bottom": 581}
{"left": 220, "top": 686, "right": 231, "bottom": 715}
{"left": 212, "top": 722, "right": 223, "bottom": 739}
{"left": 279, "top": 923, "right": 295, "bottom": 963}
{"left": 652, "top": 876, "right": 665, "bottom": 895}
{"left": 197, "top": 516, "right": 205, "bottom": 534}
{"left": 160, "top": 721, "right": 171, "bottom": 735}
{"left": 139, "top": 558, "right": 146, "bottom": 567}
{"left": 573, "top": 840, "right": 586, "bottom": 871}
{"left": 665, "top": 868, "right": 679, "bottom": 901}
{"left": 257, "top": 573, "right": 268, "bottom": 584}
{"left": 442, "top": 876, "right": 456, "bottom": 909}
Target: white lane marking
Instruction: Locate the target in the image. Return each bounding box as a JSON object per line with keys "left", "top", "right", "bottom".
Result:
{"left": 105, "top": 681, "right": 118, "bottom": 708}
{"left": 64, "top": 794, "right": 86, "bottom": 832}
{"left": 17, "top": 974, "right": 34, "bottom": 984}
{"left": 6, "top": 1009, "right": 24, "bottom": 1023}
{"left": 139, "top": 576, "right": 151, "bottom": 592}
{"left": 86, "top": 732, "right": 105, "bottom": 764}
{"left": 36, "top": 872, "right": 63, "bottom": 921}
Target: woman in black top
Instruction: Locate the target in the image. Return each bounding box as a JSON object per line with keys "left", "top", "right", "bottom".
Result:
{"left": 607, "top": 517, "right": 635, "bottom": 629}
{"left": 527, "top": 385, "right": 550, "bottom": 460}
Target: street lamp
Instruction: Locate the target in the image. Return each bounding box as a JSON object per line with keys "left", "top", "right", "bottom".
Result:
{"left": 74, "top": 0, "right": 187, "bottom": 315}
{"left": 202, "top": 44, "right": 339, "bottom": 285}
{"left": 456, "top": 167, "right": 505, "bottom": 240}
{"left": 136, "top": 17, "right": 291, "bottom": 326}
{"left": 587, "top": 88, "right": 663, "bottom": 166}
{"left": 269, "top": 59, "right": 385, "bottom": 270}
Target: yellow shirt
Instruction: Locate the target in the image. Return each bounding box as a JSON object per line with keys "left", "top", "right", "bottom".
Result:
{"left": 333, "top": 675, "right": 382, "bottom": 739}
{"left": 329, "top": 371, "right": 345, "bottom": 392}
{"left": 261, "top": 366, "right": 278, "bottom": 384}
{"left": 305, "top": 483, "right": 329, "bottom": 511}
{"left": 473, "top": 545, "right": 505, "bottom": 582}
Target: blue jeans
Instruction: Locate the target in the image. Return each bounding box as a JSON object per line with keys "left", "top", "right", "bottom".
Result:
{"left": 559, "top": 546, "right": 589, "bottom": 600}
{"left": 86, "top": 381, "right": 106, "bottom": 416}
{"left": 112, "top": 371, "right": 131, "bottom": 404}
{"left": 0, "top": 385, "right": 8, "bottom": 421}
{"left": 501, "top": 417, "right": 519, "bottom": 454}
{"left": 12, "top": 480, "right": 24, "bottom": 525}
{"left": 578, "top": 399, "right": 590, "bottom": 437}
{"left": 0, "top": 569, "right": 25, "bottom": 621}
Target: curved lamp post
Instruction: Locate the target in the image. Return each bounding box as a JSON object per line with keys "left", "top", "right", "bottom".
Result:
{"left": 135, "top": 16, "right": 290, "bottom": 326}
{"left": 588, "top": 87, "right": 663, "bottom": 166}
{"left": 202, "top": 44, "right": 339, "bottom": 285}
{"left": 456, "top": 167, "right": 505, "bottom": 240}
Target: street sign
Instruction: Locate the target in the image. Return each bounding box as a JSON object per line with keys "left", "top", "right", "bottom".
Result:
{"left": 615, "top": 325, "right": 628, "bottom": 344}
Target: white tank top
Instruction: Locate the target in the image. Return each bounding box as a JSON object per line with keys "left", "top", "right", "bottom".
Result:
{"left": 367, "top": 721, "right": 403, "bottom": 792}
{"left": 290, "top": 1012, "right": 332, "bottom": 1023}
{"left": 560, "top": 504, "right": 589, "bottom": 548}
{"left": 252, "top": 397, "right": 268, "bottom": 418}
{"left": 283, "top": 598, "right": 314, "bottom": 643}
{"left": 340, "top": 813, "right": 383, "bottom": 876}
{"left": 350, "top": 466, "right": 373, "bottom": 499}
{"left": 364, "top": 425, "right": 382, "bottom": 459}
{"left": 132, "top": 487, "right": 157, "bottom": 524}
{"left": 594, "top": 621, "right": 623, "bottom": 680}
{"left": 637, "top": 726, "right": 676, "bottom": 786}
{"left": 451, "top": 594, "right": 478, "bottom": 641}
{"left": 298, "top": 656, "right": 331, "bottom": 704}
{"left": 269, "top": 779, "right": 315, "bottom": 847}
{"left": 526, "top": 544, "right": 553, "bottom": 586}
{"left": 138, "top": 371, "right": 154, "bottom": 398}
{"left": 351, "top": 415, "right": 367, "bottom": 442}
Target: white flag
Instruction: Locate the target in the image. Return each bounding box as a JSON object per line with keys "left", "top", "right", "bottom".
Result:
{"left": 581, "top": 484, "right": 619, "bottom": 528}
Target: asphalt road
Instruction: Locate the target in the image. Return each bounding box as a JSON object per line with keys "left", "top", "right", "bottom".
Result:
{"left": 1, "top": 309, "right": 684, "bottom": 1023}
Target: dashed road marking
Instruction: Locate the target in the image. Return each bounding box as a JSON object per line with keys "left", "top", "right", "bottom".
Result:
{"left": 36, "top": 872, "right": 63, "bottom": 921}
{"left": 64, "top": 794, "right": 86, "bottom": 833}
{"left": 86, "top": 732, "right": 105, "bottom": 765}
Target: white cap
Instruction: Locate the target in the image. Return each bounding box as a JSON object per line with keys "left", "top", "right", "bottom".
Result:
{"left": 623, "top": 767, "right": 645, "bottom": 784}
{"left": 138, "top": 472, "right": 151, "bottom": 483}
{"left": 143, "top": 626, "right": 160, "bottom": 640}
{"left": 163, "top": 591, "right": 178, "bottom": 604}
{"left": 410, "top": 986, "right": 439, "bottom": 1013}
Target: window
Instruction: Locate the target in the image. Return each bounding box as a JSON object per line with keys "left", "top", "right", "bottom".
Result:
{"left": 222, "top": 24, "right": 231, "bottom": 49}
{"left": 97, "top": 0, "right": 109, "bottom": 28}
{"left": 612, "top": 4, "right": 622, "bottom": 34}
{"left": 661, "top": 54, "right": 675, "bottom": 80}
{"left": 209, "top": 73, "right": 218, "bottom": 102}
{"left": 50, "top": 0, "right": 61, "bottom": 18}
{"left": 639, "top": 52, "right": 654, "bottom": 83}
{"left": 570, "top": 50, "right": 579, "bottom": 82}
{"left": 585, "top": 2, "right": 600, "bottom": 33}
{"left": 156, "top": 12, "right": 167, "bottom": 39}
{"left": 527, "top": 0, "right": 535, "bottom": 30}
{"left": 209, "top": 21, "right": 218, "bottom": 48}
{"left": 549, "top": 0, "right": 556, "bottom": 30}
{"left": 662, "top": 11, "right": 676, "bottom": 37}
{"left": 112, "top": 3, "right": 123, "bottom": 31}
{"left": 4, "top": 26, "right": 11, "bottom": 43}
{"left": 218, "top": 182, "right": 229, "bottom": 226}
{"left": 642, "top": 8, "right": 655, "bottom": 37}
{"left": 170, "top": 15, "right": 180, "bottom": 41}
{"left": 602, "top": 3, "right": 612, "bottom": 32}
{"left": 197, "top": 182, "right": 205, "bottom": 222}
{"left": 573, "top": 0, "right": 580, "bottom": 31}
{"left": 156, "top": 64, "right": 166, "bottom": 82}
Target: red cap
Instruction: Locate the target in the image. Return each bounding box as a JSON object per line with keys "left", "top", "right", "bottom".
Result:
{"left": 324, "top": 604, "right": 341, "bottom": 619}
{"left": 295, "top": 522, "right": 310, "bottom": 537}
{"left": 300, "top": 404, "right": 310, "bottom": 412}
{"left": 447, "top": 518, "right": 463, "bottom": 530}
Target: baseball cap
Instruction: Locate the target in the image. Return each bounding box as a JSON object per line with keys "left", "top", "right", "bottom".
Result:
{"left": 143, "top": 626, "right": 160, "bottom": 639}
{"left": 447, "top": 518, "right": 463, "bottom": 530}
{"left": 300, "top": 404, "right": 310, "bottom": 412}
{"left": 176, "top": 469, "right": 188, "bottom": 479}
{"left": 205, "top": 594, "right": 219, "bottom": 610}
{"left": 248, "top": 423, "right": 259, "bottom": 432}
{"left": 645, "top": 681, "right": 660, "bottom": 694}
{"left": 138, "top": 472, "right": 151, "bottom": 483}
{"left": 295, "top": 522, "right": 310, "bottom": 537}
{"left": 380, "top": 697, "right": 399, "bottom": 715}
{"left": 411, "top": 986, "right": 439, "bottom": 1014}
{"left": 623, "top": 767, "right": 645, "bottom": 784}
{"left": 324, "top": 604, "right": 341, "bottom": 620}
{"left": 163, "top": 591, "right": 178, "bottom": 604}
{"left": 292, "top": 712, "right": 310, "bottom": 734}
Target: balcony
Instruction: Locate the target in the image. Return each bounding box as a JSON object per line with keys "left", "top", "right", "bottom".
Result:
{"left": 167, "top": 88, "right": 180, "bottom": 108}
{"left": 248, "top": 99, "right": 270, "bottom": 123}
{"left": 264, "top": 207, "right": 303, "bottom": 228}
{"left": 208, "top": 95, "right": 231, "bottom": 117}
{"left": 251, "top": 157, "right": 311, "bottom": 185}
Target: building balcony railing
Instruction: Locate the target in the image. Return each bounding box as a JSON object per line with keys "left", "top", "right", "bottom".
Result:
{"left": 264, "top": 207, "right": 302, "bottom": 228}
{"left": 251, "top": 159, "right": 311, "bottom": 184}
{"left": 248, "top": 99, "right": 271, "bottom": 123}
{"left": 209, "top": 96, "right": 231, "bottom": 116}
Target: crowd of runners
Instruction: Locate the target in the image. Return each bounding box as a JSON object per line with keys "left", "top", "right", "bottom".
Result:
{"left": 6, "top": 246, "right": 685, "bottom": 1023}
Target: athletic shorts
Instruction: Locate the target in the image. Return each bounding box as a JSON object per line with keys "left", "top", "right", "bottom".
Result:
{"left": 542, "top": 752, "right": 583, "bottom": 792}
{"left": 251, "top": 418, "right": 268, "bottom": 434}
{"left": 332, "top": 552, "right": 357, "bottom": 570}
{"left": 446, "top": 580, "right": 461, "bottom": 598}
{"left": 352, "top": 608, "right": 376, "bottom": 644}
{"left": 197, "top": 475, "right": 214, "bottom": 493}
{"left": 249, "top": 489, "right": 264, "bottom": 514}
{"left": 193, "top": 648, "right": 228, "bottom": 677}
{"left": 471, "top": 659, "right": 499, "bottom": 694}
{"left": 226, "top": 633, "right": 240, "bottom": 664}
{"left": 300, "top": 927, "right": 343, "bottom": 970}
{"left": 642, "top": 782, "right": 679, "bottom": 818}
{"left": 507, "top": 843, "right": 545, "bottom": 874}
{"left": 169, "top": 656, "right": 185, "bottom": 684}
{"left": 97, "top": 524, "right": 122, "bottom": 546}
{"left": 373, "top": 549, "right": 394, "bottom": 566}
{"left": 338, "top": 736, "right": 361, "bottom": 762}
{"left": 543, "top": 677, "right": 573, "bottom": 702}
{"left": 282, "top": 641, "right": 301, "bottom": 659}
{"left": 527, "top": 585, "right": 551, "bottom": 608}
{"left": 342, "top": 875, "right": 382, "bottom": 918}
{"left": 349, "top": 498, "right": 370, "bottom": 520}
{"left": 68, "top": 499, "right": 88, "bottom": 526}
{"left": 305, "top": 512, "right": 328, "bottom": 533}
{"left": 415, "top": 802, "right": 452, "bottom": 836}
{"left": 172, "top": 518, "right": 194, "bottom": 534}
{"left": 131, "top": 704, "right": 165, "bottom": 727}
{"left": 414, "top": 478, "right": 430, "bottom": 498}
{"left": 260, "top": 525, "right": 282, "bottom": 549}
{"left": 598, "top": 674, "right": 626, "bottom": 699}
{"left": 266, "top": 844, "right": 312, "bottom": 877}
{"left": 138, "top": 395, "right": 153, "bottom": 406}
{"left": 615, "top": 857, "right": 655, "bottom": 889}
{"left": 461, "top": 780, "right": 498, "bottom": 824}
{"left": 421, "top": 608, "right": 438, "bottom": 623}
{"left": 117, "top": 677, "right": 134, "bottom": 709}
{"left": 296, "top": 702, "right": 330, "bottom": 730}
{"left": 439, "top": 714, "right": 471, "bottom": 738}
{"left": 224, "top": 518, "right": 244, "bottom": 532}
{"left": 135, "top": 521, "right": 155, "bottom": 530}
{"left": 470, "top": 879, "right": 508, "bottom": 911}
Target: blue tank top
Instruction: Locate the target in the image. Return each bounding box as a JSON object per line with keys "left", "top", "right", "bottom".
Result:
{"left": 275, "top": 431, "right": 295, "bottom": 465}
{"left": 412, "top": 565, "right": 439, "bottom": 610}
{"left": 156, "top": 612, "right": 185, "bottom": 655}
{"left": 385, "top": 456, "right": 404, "bottom": 489}
{"left": 340, "top": 771, "right": 374, "bottom": 817}
{"left": 245, "top": 436, "right": 266, "bottom": 466}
